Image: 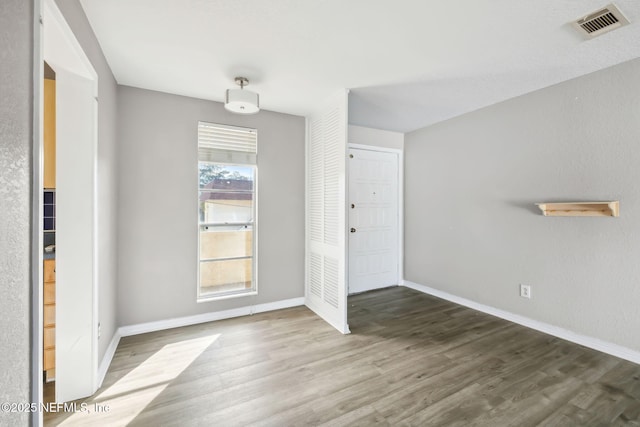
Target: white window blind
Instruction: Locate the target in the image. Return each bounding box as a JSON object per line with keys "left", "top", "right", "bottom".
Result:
{"left": 198, "top": 121, "right": 257, "bottom": 164}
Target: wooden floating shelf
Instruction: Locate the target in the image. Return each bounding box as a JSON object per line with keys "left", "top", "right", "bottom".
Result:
{"left": 535, "top": 201, "right": 619, "bottom": 217}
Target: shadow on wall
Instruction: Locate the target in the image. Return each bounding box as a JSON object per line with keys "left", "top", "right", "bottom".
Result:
{"left": 506, "top": 200, "right": 542, "bottom": 215}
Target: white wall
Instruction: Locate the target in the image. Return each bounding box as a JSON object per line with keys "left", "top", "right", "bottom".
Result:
{"left": 405, "top": 57, "right": 640, "bottom": 353}
{"left": 116, "top": 86, "right": 306, "bottom": 326}
{"left": 349, "top": 125, "right": 404, "bottom": 150}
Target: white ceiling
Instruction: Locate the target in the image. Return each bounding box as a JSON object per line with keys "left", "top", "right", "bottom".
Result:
{"left": 80, "top": 0, "right": 640, "bottom": 133}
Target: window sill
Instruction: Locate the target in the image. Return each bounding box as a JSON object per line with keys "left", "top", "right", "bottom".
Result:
{"left": 197, "top": 290, "right": 257, "bottom": 303}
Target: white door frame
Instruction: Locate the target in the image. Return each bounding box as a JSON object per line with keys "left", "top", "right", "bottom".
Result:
{"left": 347, "top": 143, "right": 404, "bottom": 290}
{"left": 32, "top": 1, "right": 45, "bottom": 423}
{"left": 33, "top": 0, "right": 100, "bottom": 416}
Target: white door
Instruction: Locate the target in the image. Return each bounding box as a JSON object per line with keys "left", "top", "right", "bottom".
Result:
{"left": 305, "top": 90, "right": 350, "bottom": 334}
{"left": 348, "top": 148, "right": 399, "bottom": 294}
{"left": 55, "top": 69, "right": 98, "bottom": 403}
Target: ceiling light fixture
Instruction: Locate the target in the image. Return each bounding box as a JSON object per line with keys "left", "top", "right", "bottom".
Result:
{"left": 225, "top": 77, "right": 260, "bottom": 115}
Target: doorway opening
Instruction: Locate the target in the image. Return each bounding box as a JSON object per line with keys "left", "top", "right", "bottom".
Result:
{"left": 35, "top": 0, "right": 100, "bottom": 413}
{"left": 42, "top": 61, "right": 57, "bottom": 403}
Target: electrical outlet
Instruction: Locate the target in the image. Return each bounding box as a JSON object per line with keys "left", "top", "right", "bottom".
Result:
{"left": 520, "top": 284, "right": 531, "bottom": 299}
{"left": 98, "top": 322, "right": 101, "bottom": 339}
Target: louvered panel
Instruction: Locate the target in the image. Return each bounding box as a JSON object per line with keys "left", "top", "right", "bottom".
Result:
{"left": 309, "top": 118, "right": 324, "bottom": 243}
{"left": 305, "top": 90, "right": 349, "bottom": 335}
{"left": 323, "top": 257, "right": 339, "bottom": 308}
{"left": 310, "top": 253, "right": 322, "bottom": 298}
{"left": 323, "top": 106, "right": 341, "bottom": 246}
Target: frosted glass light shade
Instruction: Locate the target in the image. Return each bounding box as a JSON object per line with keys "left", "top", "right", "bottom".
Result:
{"left": 225, "top": 89, "right": 260, "bottom": 114}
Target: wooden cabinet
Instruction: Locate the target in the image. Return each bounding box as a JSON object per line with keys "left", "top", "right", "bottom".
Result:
{"left": 43, "top": 259, "right": 56, "bottom": 381}
{"left": 44, "top": 78, "right": 56, "bottom": 189}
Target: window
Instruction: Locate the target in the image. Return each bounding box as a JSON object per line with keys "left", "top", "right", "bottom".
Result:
{"left": 198, "top": 121, "right": 257, "bottom": 300}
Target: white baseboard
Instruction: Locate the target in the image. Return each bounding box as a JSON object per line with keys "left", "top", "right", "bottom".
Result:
{"left": 402, "top": 280, "right": 640, "bottom": 365}
{"left": 98, "top": 330, "right": 121, "bottom": 388}
{"left": 118, "top": 297, "right": 305, "bottom": 338}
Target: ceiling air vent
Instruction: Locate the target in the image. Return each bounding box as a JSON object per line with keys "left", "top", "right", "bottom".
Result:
{"left": 572, "top": 3, "right": 630, "bottom": 39}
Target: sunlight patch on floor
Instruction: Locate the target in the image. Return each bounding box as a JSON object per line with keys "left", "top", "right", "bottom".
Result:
{"left": 58, "top": 333, "right": 220, "bottom": 427}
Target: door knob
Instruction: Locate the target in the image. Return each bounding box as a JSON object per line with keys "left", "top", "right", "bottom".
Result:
{"left": 351, "top": 204, "right": 355, "bottom": 209}
{"left": 350, "top": 228, "right": 356, "bottom": 233}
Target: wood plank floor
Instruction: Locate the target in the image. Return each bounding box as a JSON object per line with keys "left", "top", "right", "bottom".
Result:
{"left": 45, "top": 287, "right": 640, "bottom": 426}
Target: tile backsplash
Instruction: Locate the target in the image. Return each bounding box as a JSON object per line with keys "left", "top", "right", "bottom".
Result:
{"left": 44, "top": 190, "right": 55, "bottom": 232}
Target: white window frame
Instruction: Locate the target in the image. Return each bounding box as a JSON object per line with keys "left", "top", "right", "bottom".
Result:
{"left": 197, "top": 122, "right": 258, "bottom": 302}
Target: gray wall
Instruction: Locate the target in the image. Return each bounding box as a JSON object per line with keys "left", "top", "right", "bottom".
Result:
{"left": 0, "top": 0, "right": 33, "bottom": 424}
{"left": 405, "top": 57, "right": 640, "bottom": 353}
{"left": 55, "top": 0, "right": 119, "bottom": 361}
{"left": 117, "top": 86, "right": 305, "bottom": 326}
